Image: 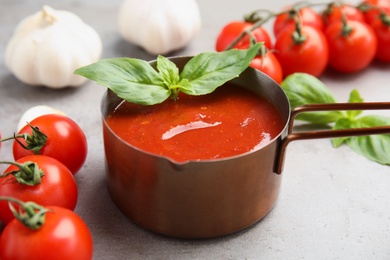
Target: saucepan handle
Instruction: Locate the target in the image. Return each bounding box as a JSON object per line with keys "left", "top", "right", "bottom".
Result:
{"left": 274, "top": 102, "right": 390, "bottom": 175}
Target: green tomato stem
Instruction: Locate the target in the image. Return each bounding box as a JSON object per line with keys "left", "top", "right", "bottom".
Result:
{"left": 225, "top": 1, "right": 313, "bottom": 50}
{"left": 226, "top": 1, "right": 358, "bottom": 51}
{"left": 0, "top": 160, "right": 44, "bottom": 186}
{"left": 357, "top": 2, "right": 386, "bottom": 13}
{"left": 0, "top": 196, "right": 48, "bottom": 230}
{"left": 380, "top": 12, "right": 390, "bottom": 26}
{"left": 244, "top": 9, "right": 275, "bottom": 23}
{"left": 0, "top": 134, "right": 24, "bottom": 143}
{"left": 340, "top": 15, "right": 353, "bottom": 37}
{"left": 0, "top": 123, "right": 48, "bottom": 154}
{"left": 291, "top": 16, "right": 307, "bottom": 44}
{"left": 225, "top": 11, "right": 276, "bottom": 51}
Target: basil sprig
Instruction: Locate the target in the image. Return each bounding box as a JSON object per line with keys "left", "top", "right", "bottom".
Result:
{"left": 281, "top": 73, "right": 390, "bottom": 166}
{"left": 74, "top": 43, "right": 261, "bottom": 105}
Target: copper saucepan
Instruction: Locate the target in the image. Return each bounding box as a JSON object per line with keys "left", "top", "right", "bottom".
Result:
{"left": 101, "top": 56, "right": 390, "bottom": 239}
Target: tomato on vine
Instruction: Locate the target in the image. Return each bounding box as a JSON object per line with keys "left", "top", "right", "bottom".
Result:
{"left": 273, "top": 6, "right": 324, "bottom": 37}
{"left": 0, "top": 198, "right": 93, "bottom": 260}
{"left": 370, "top": 12, "right": 390, "bottom": 61}
{"left": 274, "top": 24, "right": 329, "bottom": 77}
{"left": 13, "top": 114, "right": 87, "bottom": 175}
{"left": 322, "top": 3, "right": 365, "bottom": 26}
{"left": 360, "top": 0, "right": 390, "bottom": 25}
{"left": 215, "top": 21, "right": 272, "bottom": 51}
{"left": 324, "top": 19, "right": 377, "bottom": 72}
{"left": 0, "top": 155, "right": 78, "bottom": 224}
{"left": 250, "top": 50, "right": 283, "bottom": 84}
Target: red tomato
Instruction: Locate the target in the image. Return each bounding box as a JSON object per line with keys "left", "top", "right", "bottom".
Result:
{"left": 325, "top": 20, "right": 377, "bottom": 72}
{"left": 250, "top": 51, "right": 283, "bottom": 84}
{"left": 322, "top": 3, "right": 365, "bottom": 26}
{"left": 273, "top": 7, "right": 324, "bottom": 37}
{"left": 361, "top": 0, "right": 390, "bottom": 25}
{"left": 215, "top": 21, "right": 272, "bottom": 51}
{"left": 0, "top": 155, "right": 78, "bottom": 224}
{"left": 370, "top": 14, "right": 390, "bottom": 61}
{"left": 13, "top": 114, "right": 87, "bottom": 175}
{"left": 274, "top": 25, "right": 329, "bottom": 77}
{"left": 0, "top": 206, "right": 93, "bottom": 260}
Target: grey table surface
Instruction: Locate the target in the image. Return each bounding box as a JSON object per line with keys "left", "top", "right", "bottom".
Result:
{"left": 1, "top": 0, "right": 390, "bottom": 259}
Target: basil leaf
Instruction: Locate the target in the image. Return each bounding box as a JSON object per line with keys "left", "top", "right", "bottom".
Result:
{"left": 281, "top": 73, "right": 344, "bottom": 123}
{"left": 332, "top": 118, "right": 354, "bottom": 148}
{"left": 346, "top": 89, "right": 364, "bottom": 119}
{"left": 74, "top": 58, "right": 169, "bottom": 105}
{"left": 157, "top": 55, "right": 180, "bottom": 86}
{"left": 342, "top": 115, "right": 390, "bottom": 165}
{"left": 179, "top": 43, "right": 262, "bottom": 95}
{"left": 177, "top": 78, "right": 193, "bottom": 92}
{"left": 75, "top": 44, "right": 261, "bottom": 105}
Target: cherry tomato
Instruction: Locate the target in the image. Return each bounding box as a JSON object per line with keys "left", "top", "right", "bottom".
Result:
{"left": 0, "top": 206, "right": 93, "bottom": 260}
{"left": 322, "top": 3, "right": 365, "bottom": 27}
{"left": 0, "top": 155, "right": 78, "bottom": 224}
{"left": 370, "top": 14, "right": 390, "bottom": 61}
{"left": 361, "top": 0, "right": 390, "bottom": 25}
{"left": 274, "top": 25, "right": 329, "bottom": 77}
{"left": 250, "top": 51, "right": 283, "bottom": 84}
{"left": 273, "top": 7, "right": 324, "bottom": 37}
{"left": 13, "top": 114, "right": 87, "bottom": 175}
{"left": 325, "top": 20, "right": 377, "bottom": 72}
{"left": 215, "top": 21, "right": 272, "bottom": 51}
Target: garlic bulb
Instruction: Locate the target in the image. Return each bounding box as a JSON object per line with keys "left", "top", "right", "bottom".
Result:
{"left": 17, "top": 105, "right": 66, "bottom": 132}
{"left": 118, "top": 0, "right": 201, "bottom": 55}
{"left": 5, "top": 5, "right": 103, "bottom": 88}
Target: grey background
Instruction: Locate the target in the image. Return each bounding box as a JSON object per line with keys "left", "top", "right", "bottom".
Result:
{"left": 1, "top": 0, "right": 390, "bottom": 259}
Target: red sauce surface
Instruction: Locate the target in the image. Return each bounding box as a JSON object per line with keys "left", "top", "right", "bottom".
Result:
{"left": 105, "top": 83, "right": 285, "bottom": 162}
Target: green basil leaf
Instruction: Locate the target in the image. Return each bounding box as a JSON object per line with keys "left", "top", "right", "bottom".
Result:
{"left": 281, "top": 73, "right": 344, "bottom": 124}
{"left": 177, "top": 78, "right": 193, "bottom": 92}
{"left": 75, "top": 44, "right": 261, "bottom": 105}
{"left": 157, "top": 55, "right": 180, "bottom": 86}
{"left": 332, "top": 118, "right": 354, "bottom": 148}
{"left": 74, "top": 58, "right": 169, "bottom": 105}
{"left": 345, "top": 115, "right": 390, "bottom": 165}
{"left": 179, "top": 43, "right": 262, "bottom": 95}
{"left": 346, "top": 89, "right": 364, "bottom": 119}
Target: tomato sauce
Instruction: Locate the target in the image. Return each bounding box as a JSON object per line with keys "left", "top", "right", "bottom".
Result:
{"left": 105, "top": 83, "right": 285, "bottom": 162}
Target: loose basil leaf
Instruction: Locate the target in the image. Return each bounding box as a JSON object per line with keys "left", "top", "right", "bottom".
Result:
{"left": 344, "top": 115, "right": 390, "bottom": 165}
{"left": 179, "top": 43, "right": 262, "bottom": 95}
{"left": 282, "top": 73, "right": 390, "bottom": 166}
{"left": 281, "top": 73, "right": 344, "bottom": 124}
{"left": 74, "top": 58, "right": 169, "bottom": 105}
{"left": 332, "top": 117, "right": 354, "bottom": 148}
{"left": 346, "top": 89, "right": 364, "bottom": 119}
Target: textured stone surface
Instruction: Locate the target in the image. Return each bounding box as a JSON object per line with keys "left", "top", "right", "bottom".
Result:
{"left": 0, "top": 0, "right": 389, "bottom": 259}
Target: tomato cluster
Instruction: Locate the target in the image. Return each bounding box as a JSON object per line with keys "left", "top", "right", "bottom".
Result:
{"left": 0, "top": 114, "right": 92, "bottom": 259}
{"left": 215, "top": 0, "right": 390, "bottom": 83}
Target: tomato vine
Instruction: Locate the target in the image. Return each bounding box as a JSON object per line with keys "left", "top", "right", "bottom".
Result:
{"left": 216, "top": 0, "right": 390, "bottom": 80}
